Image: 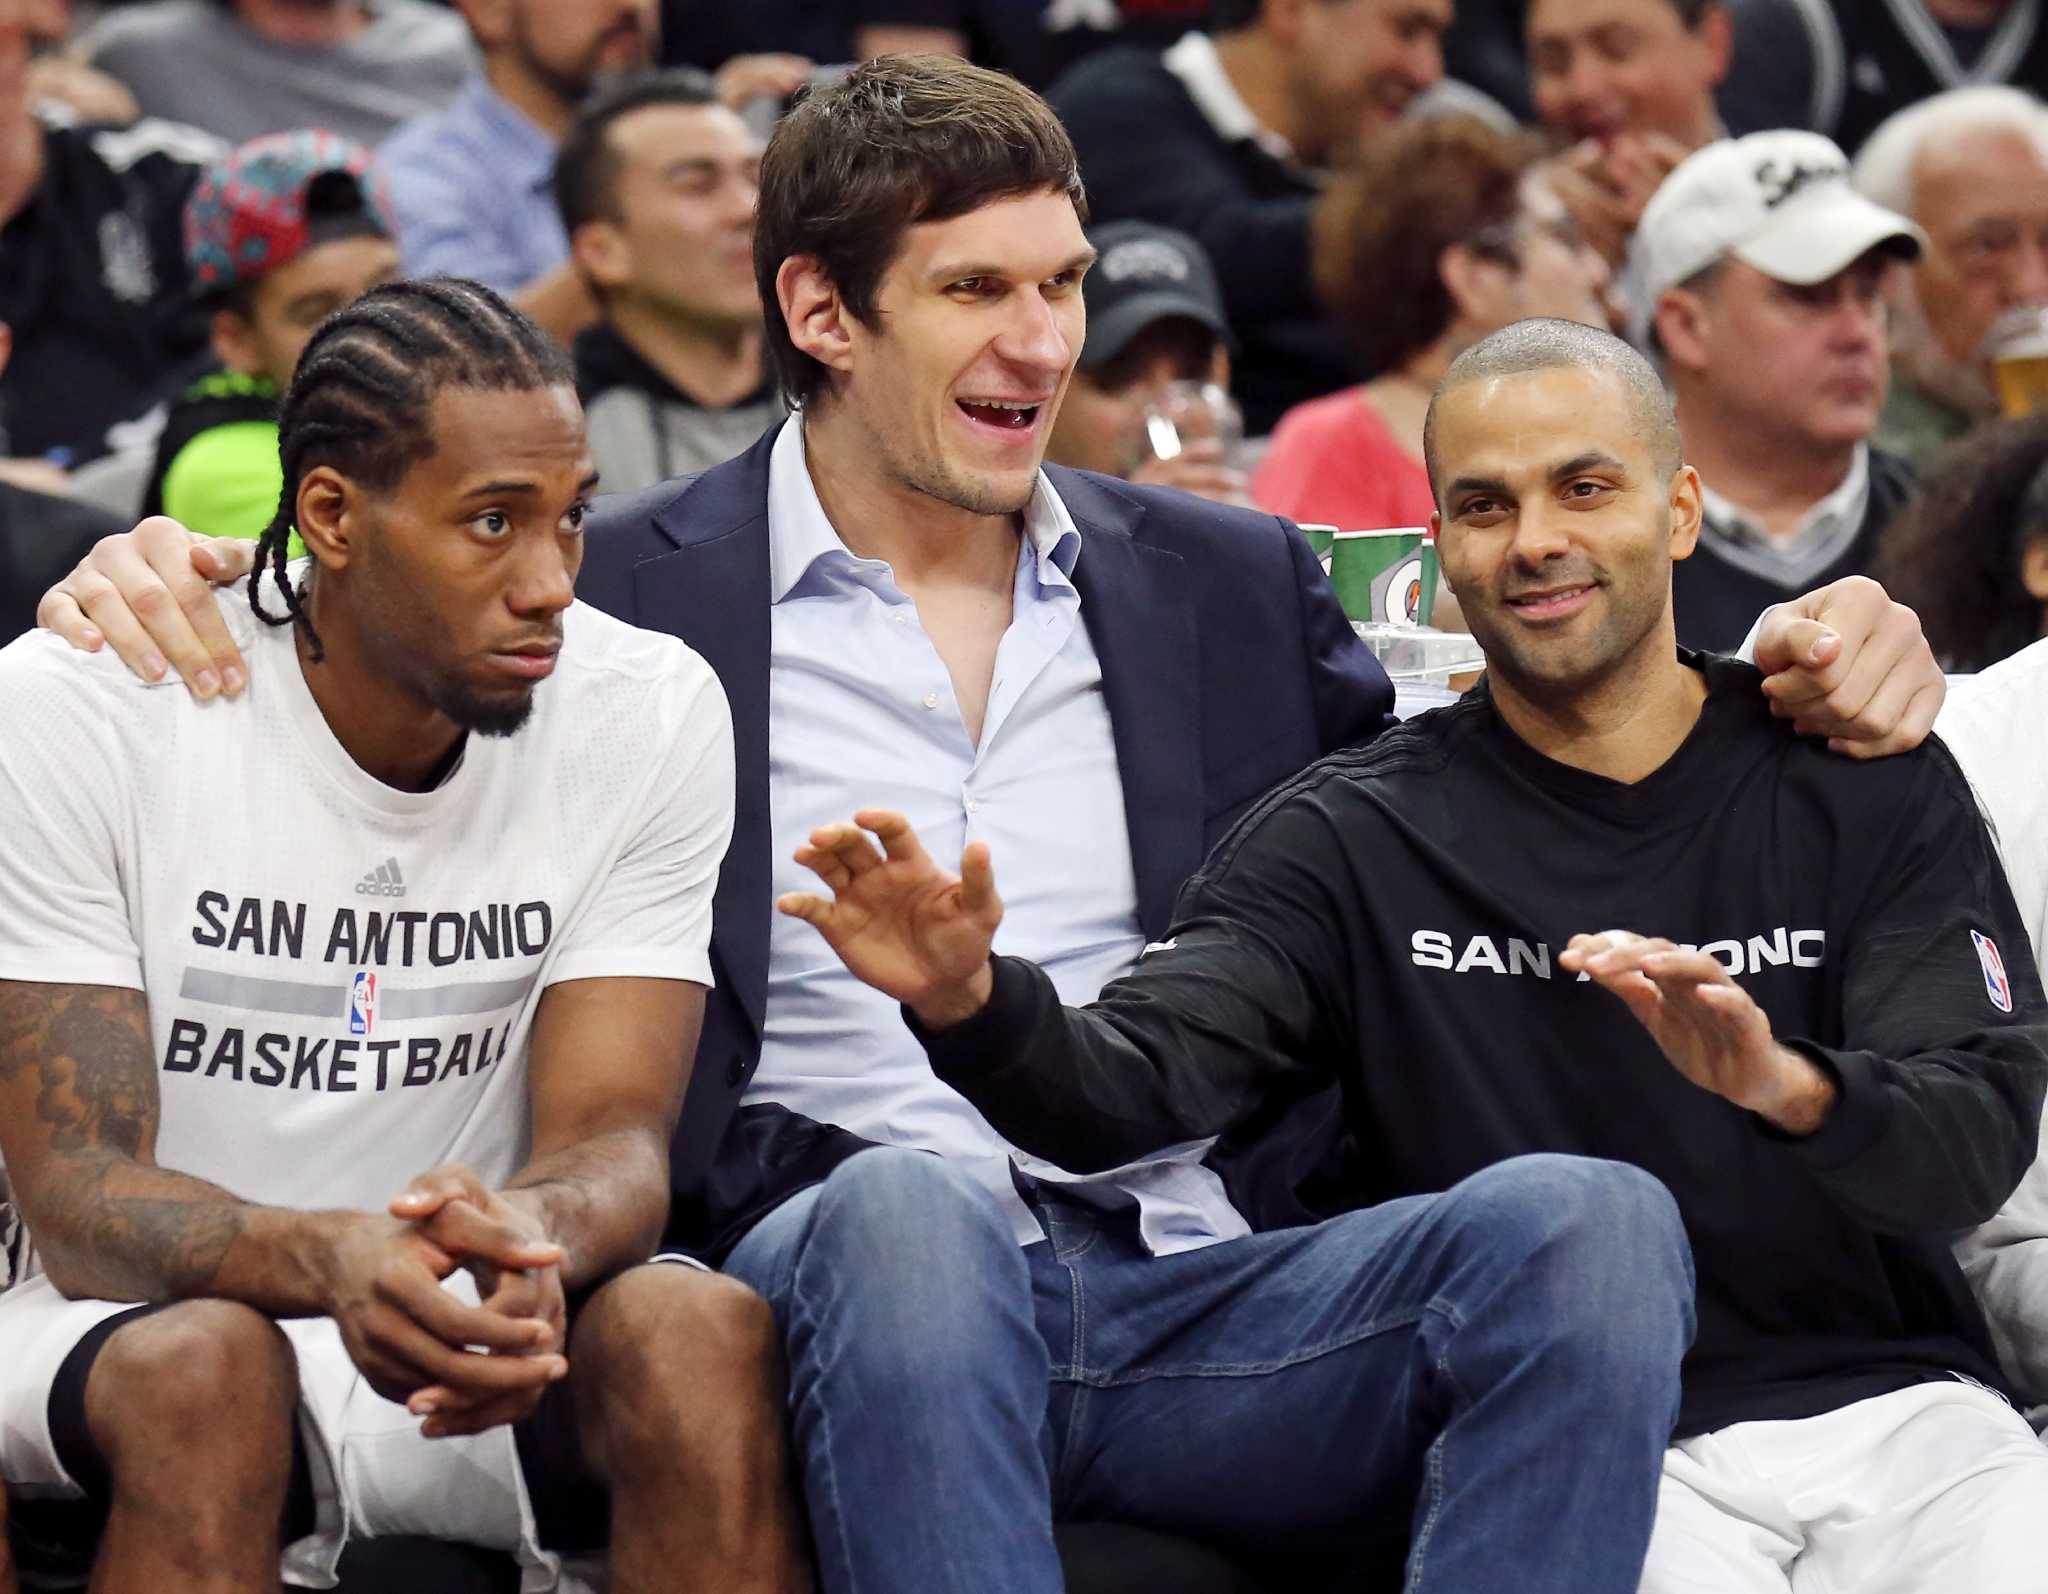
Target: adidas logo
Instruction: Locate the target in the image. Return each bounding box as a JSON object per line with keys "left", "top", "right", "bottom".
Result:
{"left": 355, "top": 857, "right": 406, "bottom": 898}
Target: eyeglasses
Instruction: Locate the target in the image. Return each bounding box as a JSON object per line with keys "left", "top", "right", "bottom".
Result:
{"left": 1465, "top": 211, "right": 1587, "bottom": 263}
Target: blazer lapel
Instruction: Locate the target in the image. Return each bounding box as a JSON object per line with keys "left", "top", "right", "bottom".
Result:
{"left": 639, "top": 454, "right": 774, "bottom": 1040}
{"left": 1061, "top": 473, "right": 1203, "bottom": 941}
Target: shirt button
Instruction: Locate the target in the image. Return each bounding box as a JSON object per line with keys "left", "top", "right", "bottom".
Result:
{"left": 965, "top": 797, "right": 980, "bottom": 813}
{"left": 923, "top": 691, "right": 940, "bottom": 709}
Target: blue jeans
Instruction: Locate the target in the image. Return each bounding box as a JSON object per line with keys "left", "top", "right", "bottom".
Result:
{"left": 724, "top": 1147, "right": 1693, "bottom": 1594}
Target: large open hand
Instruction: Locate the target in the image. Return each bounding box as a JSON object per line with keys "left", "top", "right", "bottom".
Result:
{"left": 778, "top": 810, "right": 1004, "bottom": 1030}
{"left": 1560, "top": 932, "right": 1836, "bottom": 1134}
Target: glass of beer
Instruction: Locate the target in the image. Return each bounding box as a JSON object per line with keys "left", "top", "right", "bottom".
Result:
{"left": 1987, "top": 304, "right": 2048, "bottom": 418}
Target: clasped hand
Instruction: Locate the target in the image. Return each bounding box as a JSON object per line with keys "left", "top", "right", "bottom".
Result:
{"left": 329, "top": 1164, "right": 567, "bottom": 1438}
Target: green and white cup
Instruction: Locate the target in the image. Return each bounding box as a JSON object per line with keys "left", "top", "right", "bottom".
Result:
{"left": 1299, "top": 525, "right": 1437, "bottom": 627}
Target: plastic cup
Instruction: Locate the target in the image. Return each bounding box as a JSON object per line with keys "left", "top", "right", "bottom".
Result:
{"left": 1987, "top": 304, "right": 2048, "bottom": 418}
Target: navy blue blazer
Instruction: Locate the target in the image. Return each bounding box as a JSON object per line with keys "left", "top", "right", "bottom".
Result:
{"left": 575, "top": 428, "right": 1396, "bottom": 1259}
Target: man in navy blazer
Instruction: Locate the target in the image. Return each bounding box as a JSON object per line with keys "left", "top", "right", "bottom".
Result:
{"left": 577, "top": 430, "right": 1389, "bottom": 1260}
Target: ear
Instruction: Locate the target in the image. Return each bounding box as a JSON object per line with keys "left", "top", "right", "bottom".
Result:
{"left": 1440, "top": 243, "right": 1509, "bottom": 328}
{"left": 293, "top": 465, "right": 358, "bottom": 572}
{"left": 1666, "top": 462, "right": 1703, "bottom": 563}
{"left": 1653, "top": 289, "right": 1711, "bottom": 375}
{"left": 210, "top": 306, "right": 261, "bottom": 377}
{"left": 0, "top": 320, "right": 12, "bottom": 378}
{"left": 570, "top": 219, "right": 632, "bottom": 298}
{"left": 1208, "top": 344, "right": 1232, "bottom": 390}
{"left": 776, "top": 254, "right": 856, "bottom": 384}
{"left": 1697, "top": 4, "right": 1734, "bottom": 86}
{"left": 2022, "top": 535, "right": 2048, "bottom": 602}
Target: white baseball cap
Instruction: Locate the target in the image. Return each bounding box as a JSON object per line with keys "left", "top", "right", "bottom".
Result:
{"left": 1632, "top": 130, "right": 1925, "bottom": 308}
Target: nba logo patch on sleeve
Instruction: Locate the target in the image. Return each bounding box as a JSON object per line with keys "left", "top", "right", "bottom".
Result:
{"left": 1970, "top": 930, "right": 2014, "bottom": 1014}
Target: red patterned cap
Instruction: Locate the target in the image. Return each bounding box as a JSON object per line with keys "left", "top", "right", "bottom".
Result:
{"left": 185, "top": 128, "right": 394, "bottom": 295}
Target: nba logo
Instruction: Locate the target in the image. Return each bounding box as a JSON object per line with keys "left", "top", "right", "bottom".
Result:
{"left": 349, "top": 971, "right": 377, "bottom": 1035}
{"left": 1971, "top": 930, "right": 2013, "bottom": 1014}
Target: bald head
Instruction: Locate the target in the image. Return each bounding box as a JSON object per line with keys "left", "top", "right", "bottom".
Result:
{"left": 1424, "top": 319, "right": 1682, "bottom": 499}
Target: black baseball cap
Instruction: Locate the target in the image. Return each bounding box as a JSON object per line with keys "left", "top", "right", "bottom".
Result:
{"left": 1080, "top": 221, "right": 1235, "bottom": 371}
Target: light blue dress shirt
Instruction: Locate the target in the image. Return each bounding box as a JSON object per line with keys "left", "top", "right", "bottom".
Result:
{"left": 374, "top": 75, "right": 567, "bottom": 291}
{"left": 752, "top": 417, "right": 1249, "bottom": 1254}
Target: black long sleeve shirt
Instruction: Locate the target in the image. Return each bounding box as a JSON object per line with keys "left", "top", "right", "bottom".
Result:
{"left": 917, "top": 655, "right": 2048, "bottom": 1437}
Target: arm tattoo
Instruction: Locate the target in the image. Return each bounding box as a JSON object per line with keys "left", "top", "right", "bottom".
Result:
{"left": 0, "top": 983, "right": 248, "bottom": 1301}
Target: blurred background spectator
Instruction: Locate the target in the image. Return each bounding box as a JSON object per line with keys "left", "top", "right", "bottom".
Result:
{"left": 1637, "top": 130, "right": 1924, "bottom": 651}
{"left": 1255, "top": 116, "right": 1610, "bottom": 533}
{"left": 79, "top": 0, "right": 474, "bottom": 146}
{"left": 1854, "top": 86, "right": 2048, "bottom": 468}
{"left": 1047, "top": 0, "right": 1452, "bottom": 434}
{"left": 1043, "top": 218, "right": 1250, "bottom": 506}
{"left": 1525, "top": 0, "right": 1726, "bottom": 280}
{"left": 1717, "top": 0, "right": 2048, "bottom": 155}
{"left": 374, "top": 0, "right": 659, "bottom": 343}
{"left": 0, "top": 0, "right": 218, "bottom": 470}
{"left": 1875, "top": 414, "right": 2048, "bottom": 671}
{"left": 142, "top": 128, "right": 398, "bottom": 543}
{"left": 375, "top": 0, "right": 809, "bottom": 348}
{"left": 556, "top": 69, "right": 783, "bottom": 495}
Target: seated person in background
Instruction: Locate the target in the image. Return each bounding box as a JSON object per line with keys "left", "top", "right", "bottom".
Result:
{"left": 1853, "top": 87, "right": 2048, "bottom": 468}
{"left": 1524, "top": 0, "right": 1727, "bottom": 272}
{"left": 556, "top": 70, "right": 784, "bottom": 495}
{"left": 378, "top": 0, "right": 808, "bottom": 349}
{"left": 1047, "top": 0, "right": 1452, "bottom": 433}
{"left": 1255, "top": 115, "right": 1609, "bottom": 537}
{"left": 79, "top": 0, "right": 473, "bottom": 147}
{"left": 0, "top": 0, "right": 218, "bottom": 468}
{"left": 1874, "top": 415, "right": 2048, "bottom": 672}
{"left": 1943, "top": 635, "right": 2048, "bottom": 1425}
{"left": 0, "top": 324, "right": 127, "bottom": 643}
{"left": 377, "top": 0, "right": 658, "bottom": 345}
{"left": 0, "top": 277, "right": 805, "bottom": 1594}
{"left": 1718, "top": 0, "right": 2048, "bottom": 156}
{"left": 1042, "top": 218, "right": 1251, "bottom": 508}
{"left": 1638, "top": 130, "right": 1924, "bottom": 652}
{"left": 141, "top": 129, "right": 400, "bottom": 544}
{"left": 789, "top": 317, "right": 2048, "bottom": 1593}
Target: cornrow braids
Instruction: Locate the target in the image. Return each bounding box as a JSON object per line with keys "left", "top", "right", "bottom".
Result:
{"left": 250, "top": 277, "right": 575, "bottom": 660}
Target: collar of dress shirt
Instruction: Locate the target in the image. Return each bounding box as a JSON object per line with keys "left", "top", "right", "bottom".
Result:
{"left": 764, "top": 413, "right": 1083, "bottom": 604}
{"left": 1161, "top": 31, "right": 1305, "bottom": 173}
{"left": 1696, "top": 443, "right": 1870, "bottom": 579}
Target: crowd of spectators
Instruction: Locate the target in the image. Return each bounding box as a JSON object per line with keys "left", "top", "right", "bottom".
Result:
{"left": 5, "top": 0, "right": 2048, "bottom": 1588}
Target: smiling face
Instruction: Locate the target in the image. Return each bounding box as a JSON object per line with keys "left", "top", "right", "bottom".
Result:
{"left": 1527, "top": 0, "right": 1728, "bottom": 146}
{"left": 1430, "top": 364, "right": 1700, "bottom": 702}
{"left": 583, "top": 100, "right": 762, "bottom": 330}
{"left": 312, "top": 383, "right": 595, "bottom": 737}
{"left": 810, "top": 188, "right": 1093, "bottom": 518}
{"left": 1289, "top": 0, "right": 1452, "bottom": 154}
